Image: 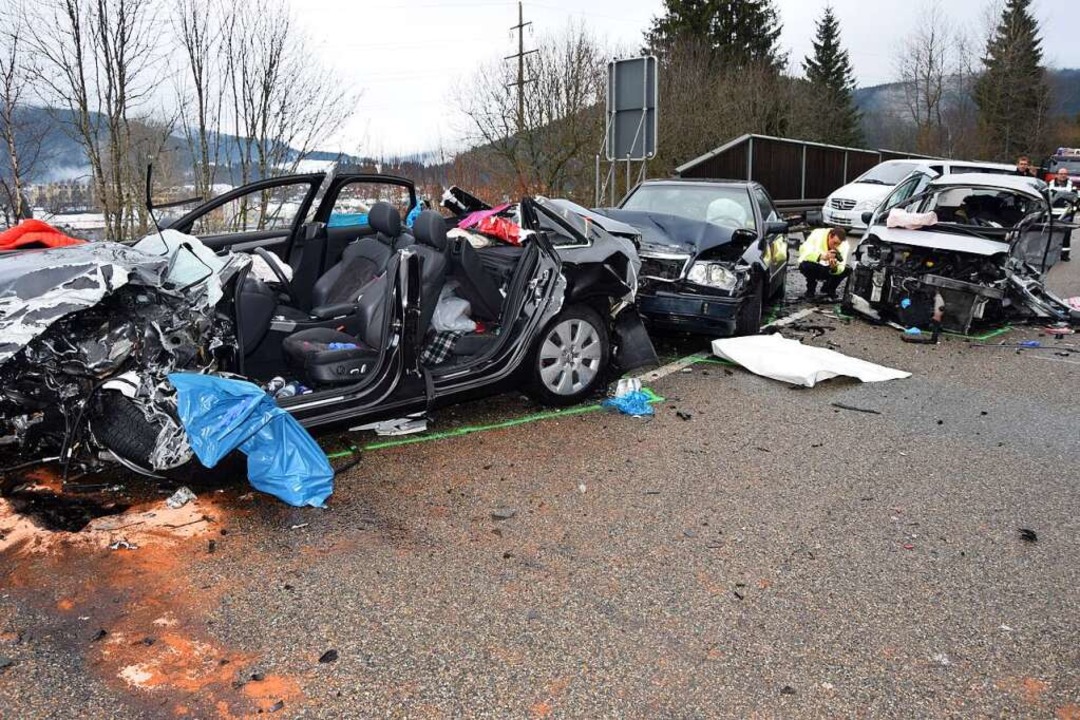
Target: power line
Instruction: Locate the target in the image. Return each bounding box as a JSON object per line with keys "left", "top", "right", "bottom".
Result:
{"left": 505, "top": 1, "right": 538, "bottom": 133}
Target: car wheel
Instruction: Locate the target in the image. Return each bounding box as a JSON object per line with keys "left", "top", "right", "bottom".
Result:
{"left": 528, "top": 304, "right": 610, "bottom": 406}
{"left": 89, "top": 391, "right": 164, "bottom": 477}
{"left": 735, "top": 274, "right": 764, "bottom": 335}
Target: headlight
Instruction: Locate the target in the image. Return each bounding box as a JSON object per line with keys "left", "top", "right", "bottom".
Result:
{"left": 686, "top": 262, "right": 740, "bottom": 291}
{"left": 854, "top": 199, "right": 878, "bottom": 212}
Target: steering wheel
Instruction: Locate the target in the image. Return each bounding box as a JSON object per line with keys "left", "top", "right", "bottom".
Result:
{"left": 253, "top": 247, "right": 296, "bottom": 305}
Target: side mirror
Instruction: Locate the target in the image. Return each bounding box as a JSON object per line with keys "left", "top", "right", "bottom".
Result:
{"left": 861, "top": 211, "right": 875, "bottom": 225}
{"left": 765, "top": 220, "right": 789, "bottom": 235}
{"left": 805, "top": 209, "right": 823, "bottom": 227}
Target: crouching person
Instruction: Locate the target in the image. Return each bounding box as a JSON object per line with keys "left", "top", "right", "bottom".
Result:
{"left": 798, "top": 226, "right": 851, "bottom": 300}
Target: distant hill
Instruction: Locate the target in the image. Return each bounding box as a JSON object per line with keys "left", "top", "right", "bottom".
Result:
{"left": 1, "top": 106, "right": 363, "bottom": 185}
{"left": 854, "top": 67, "right": 1080, "bottom": 133}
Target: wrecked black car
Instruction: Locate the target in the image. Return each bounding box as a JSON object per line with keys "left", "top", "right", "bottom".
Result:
{"left": 0, "top": 171, "right": 655, "bottom": 477}
{"left": 844, "top": 172, "right": 1080, "bottom": 333}
{"left": 598, "top": 179, "right": 790, "bottom": 336}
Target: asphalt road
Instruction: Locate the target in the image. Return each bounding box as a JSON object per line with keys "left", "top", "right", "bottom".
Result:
{"left": 1, "top": 260, "right": 1078, "bottom": 719}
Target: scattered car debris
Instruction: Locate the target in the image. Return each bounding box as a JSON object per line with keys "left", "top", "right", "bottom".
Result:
{"left": 90, "top": 629, "right": 108, "bottom": 643}
{"left": 165, "top": 486, "right": 197, "bottom": 510}
{"left": 0, "top": 656, "right": 12, "bottom": 673}
{"left": 780, "top": 685, "right": 797, "bottom": 696}
{"left": 290, "top": 523, "right": 309, "bottom": 530}
{"left": 712, "top": 334, "right": 911, "bottom": 387}
{"left": 491, "top": 508, "right": 517, "bottom": 521}
{"left": 676, "top": 411, "right": 693, "bottom": 421}
{"left": 1018, "top": 528, "right": 1038, "bottom": 543}
{"left": 107, "top": 539, "right": 138, "bottom": 551}
{"left": 830, "top": 402, "right": 882, "bottom": 415}
{"left": 267, "top": 700, "right": 285, "bottom": 713}
{"left": 318, "top": 649, "right": 339, "bottom": 664}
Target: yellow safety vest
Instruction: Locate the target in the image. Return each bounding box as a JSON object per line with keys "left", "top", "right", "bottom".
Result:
{"left": 798, "top": 228, "right": 849, "bottom": 274}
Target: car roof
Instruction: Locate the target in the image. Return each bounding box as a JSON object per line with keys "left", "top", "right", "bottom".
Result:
{"left": 927, "top": 173, "right": 1045, "bottom": 198}
{"left": 639, "top": 178, "right": 755, "bottom": 188}
{"left": 926, "top": 160, "right": 1015, "bottom": 171}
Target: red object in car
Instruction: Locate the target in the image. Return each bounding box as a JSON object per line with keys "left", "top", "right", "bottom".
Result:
{"left": 0, "top": 219, "right": 87, "bottom": 250}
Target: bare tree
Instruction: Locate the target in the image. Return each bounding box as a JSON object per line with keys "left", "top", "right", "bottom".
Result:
{"left": 0, "top": 5, "right": 49, "bottom": 224}
{"left": 220, "top": 1, "right": 355, "bottom": 228}
{"left": 29, "top": 0, "right": 162, "bottom": 240}
{"left": 455, "top": 22, "right": 606, "bottom": 199}
{"left": 174, "top": 0, "right": 227, "bottom": 201}
{"left": 895, "top": 1, "right": 953, "bottom": 155}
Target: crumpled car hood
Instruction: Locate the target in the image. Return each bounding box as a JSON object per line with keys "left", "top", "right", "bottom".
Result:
{"left": 598, "top": 209, "right": 747, "bottom": 255}
{"left": 0, "top": 243, "right": 168, "bottom": 364}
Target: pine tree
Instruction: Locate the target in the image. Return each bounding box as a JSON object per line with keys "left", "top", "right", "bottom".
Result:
{"left": 646, "top": 0, "right": 786, "bottom": 71}
{"left": 973, "top": 0, "right": 1050, "bottom": 160}
{"left": 802, "top": 5, "right": 862, "bottom": 146}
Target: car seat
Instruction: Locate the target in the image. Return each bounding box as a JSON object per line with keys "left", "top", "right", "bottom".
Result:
{"left": 280, "top": 210, "right": 448, "bottom": 387}
{"left": 450, "top": 238, "right": 506, "bottom": 322}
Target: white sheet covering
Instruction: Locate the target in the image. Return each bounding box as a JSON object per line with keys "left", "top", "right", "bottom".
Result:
{"left": 711, "top": 333, "right": 911, "bottom": 387}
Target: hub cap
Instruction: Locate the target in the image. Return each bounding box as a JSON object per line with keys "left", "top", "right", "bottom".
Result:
{"left": 538, "top": 318, "right": 602, "bottom": 396}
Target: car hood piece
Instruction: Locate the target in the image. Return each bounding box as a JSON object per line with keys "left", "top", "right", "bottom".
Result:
{"left": 0, "top": 242, "right": 167, "bottom": 364}
{"left": 598, "top": 209, "right": 749, "bottom": 255}
{"left": 867, "top": 226, "right": 1011, "bottom": 257}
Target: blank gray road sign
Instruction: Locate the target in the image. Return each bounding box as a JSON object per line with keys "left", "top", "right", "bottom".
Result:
{"left": 606, "top": 56, "right": 658, "bottom": 161}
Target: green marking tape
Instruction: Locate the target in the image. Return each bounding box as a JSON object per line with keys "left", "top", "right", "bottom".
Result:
{"left": 325, "top": 387, "right": 665, "bottom": 458}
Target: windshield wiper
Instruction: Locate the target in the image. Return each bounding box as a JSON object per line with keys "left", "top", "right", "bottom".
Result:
{"left": 858, "top": 179, "right": 889, "bottom": 186}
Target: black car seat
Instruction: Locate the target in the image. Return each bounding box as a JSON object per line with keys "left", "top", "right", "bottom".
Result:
{"left": 410, "top": 209, "right": 450, "bottom": 335}
{"left": 450, "top": 239, "right": 507, "bottom": 322}
{"left": 277, "top": 202, "right": 411, "bottom": 319}
{"left": 280, "top": 210, "right": 448, "bottom": 387}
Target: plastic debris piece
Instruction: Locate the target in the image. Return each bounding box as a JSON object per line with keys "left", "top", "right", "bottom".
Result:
{"left": 165, "top": 486, "right": 197, "bottom": 509}
{"left": 1018, "top": 528, "right": 1038, "bottom": 543}
{"left": 780, "top": 685, "right": 796, "bottom": 695}
{"left": 602, "top": 390, "right": 654, "bottom": 417}
{"left": 107, "top": 539, "right": 138, "bottom": 551}
{"left": 904, "top": 327, "right": 922, "bottom": 336}
{"left": 169, "top": 373, "right": 334, "bottom": 508}
{"left": 318, "top": 649, "right": 339, "bottom": 664}
{"left": 90, "top": 629, "right": 108, "bottom": 642}
{"left": 1020, "top": 340, "right": 1041, "bottom": 348}
{"left": 491, "top": 507, "right": 517, "bottom": 521}
{"left": 676, "top": 411, "right": 693, "bottom": 421}
{"left": 712, "top": 334, "right": 911, "bottom": 388}
{"left": 902, "top": 543, "right": 915, "bottom": 550}
{"left": 290, "top": 523, "right": 309, "bottom": 530}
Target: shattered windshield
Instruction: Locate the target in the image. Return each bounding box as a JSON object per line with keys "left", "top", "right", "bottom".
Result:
{"left": 905, "top": 186, "right": 1044, "bottom": 229}
{"left": 855, "top": 162, "right": 921, "bottom": 186}
{"left": 621, "top": 184, "right": 757, "bottom": 231}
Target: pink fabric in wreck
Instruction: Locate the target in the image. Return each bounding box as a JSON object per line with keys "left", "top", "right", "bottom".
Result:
{"left": 457, "top": 203, "right": 511, "bottom": 230}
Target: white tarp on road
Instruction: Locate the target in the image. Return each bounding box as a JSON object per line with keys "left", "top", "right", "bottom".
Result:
{"left": 712, "top": 333, "right": 911, "bottom": 388}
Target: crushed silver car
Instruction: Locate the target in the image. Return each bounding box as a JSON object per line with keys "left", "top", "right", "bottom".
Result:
{"left": 843, "top": 173, "right": 1080, "bottom": 333}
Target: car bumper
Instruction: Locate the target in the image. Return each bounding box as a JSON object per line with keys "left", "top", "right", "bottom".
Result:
{"left": 637, "top": 288, "right": 744, "bottom": 336}
{"left": 822, "top": 207, "right": 868, "bottom": 231}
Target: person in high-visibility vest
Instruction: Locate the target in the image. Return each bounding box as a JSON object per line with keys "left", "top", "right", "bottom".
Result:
{"left": 798, "top": 226, "right": 851, "bottom": 300}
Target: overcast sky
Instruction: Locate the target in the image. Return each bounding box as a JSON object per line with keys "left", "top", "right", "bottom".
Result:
{"left": 285, "top": 0, "right": 1080, "bottom": 157}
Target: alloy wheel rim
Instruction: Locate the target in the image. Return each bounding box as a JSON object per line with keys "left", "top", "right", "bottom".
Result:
{"left": 538, "top": 318, "right": 601, "bottom": 395}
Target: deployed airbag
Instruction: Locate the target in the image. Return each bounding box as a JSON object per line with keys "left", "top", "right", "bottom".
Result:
{"left": 169, "top": 373, "right": 334, "bottom": 507}
{"left": 711, "top": 334, "right": 911, "bottom": 388}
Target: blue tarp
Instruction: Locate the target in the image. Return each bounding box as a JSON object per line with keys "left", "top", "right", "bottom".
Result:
{"left": 169, "top": 373, "right": 334, "bottom": 507}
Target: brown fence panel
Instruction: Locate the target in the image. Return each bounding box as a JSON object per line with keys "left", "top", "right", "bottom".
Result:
{"left": 845, "top": 151, "right": 881, "bottom": 183}
{"left": 678, "top": 141, "right": 749, "bottom": 180}
{"left": 804, "top": 146, "right": 847, "bottom": 199}
{"left": 750, "top": 137, "right": 801, "bottom": 200}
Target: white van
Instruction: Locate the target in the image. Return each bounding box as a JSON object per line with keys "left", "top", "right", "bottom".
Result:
{"left": 822, "top": 159, "right": 1015, "bottom": 232}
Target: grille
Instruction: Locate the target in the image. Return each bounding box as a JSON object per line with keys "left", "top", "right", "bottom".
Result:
{"left": 639, "top": 254, "right": 690, "bottom": 282}
{"left": 830, "top": 198, "right": 856, "bottom": 211}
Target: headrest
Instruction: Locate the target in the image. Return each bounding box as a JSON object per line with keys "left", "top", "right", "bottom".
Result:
{"left": 412, "top": 210, "right": 448, "bottom": 252}
{"left": 368, "top": 202, "right": 401, "bottom": 238}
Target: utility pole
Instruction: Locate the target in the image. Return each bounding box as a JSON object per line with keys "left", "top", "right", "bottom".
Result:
{"left": 505, "top": 1, "right": 537, "bottom": 134}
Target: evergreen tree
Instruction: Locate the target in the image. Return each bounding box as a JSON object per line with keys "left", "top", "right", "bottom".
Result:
{"left": 802, "top": 5, "right": 862, "bottom": 146}
{"left": 973, "top": 0, "right": 1050, "bottom": 160}
{"left": 646, "top": 0, "right": 786, "bottom": 71}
